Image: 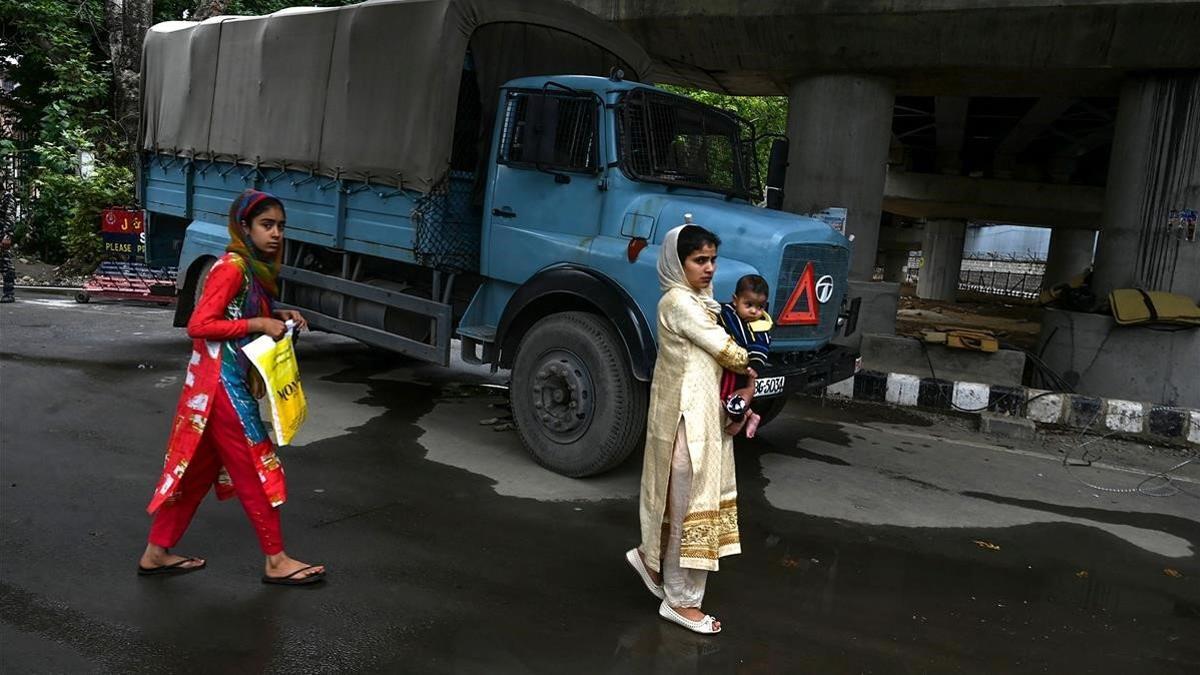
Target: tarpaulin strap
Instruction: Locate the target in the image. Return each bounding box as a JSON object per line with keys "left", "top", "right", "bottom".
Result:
{"left": 318, "top": 168, "right": 342, "bottom": 192}
{"left": 292, "top": 168, "right": 319, "bottom": 188}
{"left": 1135, "top": 289, "right": 1159, "bottom": 322}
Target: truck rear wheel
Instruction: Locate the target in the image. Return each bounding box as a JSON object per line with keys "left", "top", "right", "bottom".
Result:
{"left": 510, "top": 311, "right": 647, "bottom": 477}
{"left": 175, "top": 257, "right": 215, "bottom": 327}
{"left": 193, "top": 258, "right": 215, "bottom": 308}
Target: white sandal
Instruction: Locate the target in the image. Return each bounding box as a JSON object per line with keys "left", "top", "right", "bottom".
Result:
{"left": 624, "top": 548, "right": 665, "bottom": 600}
{"left": 658, "top": 600, "right": 721, "bottom": 634}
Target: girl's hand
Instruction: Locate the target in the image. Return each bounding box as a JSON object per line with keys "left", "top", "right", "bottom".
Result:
{"left": 249, "top": 317, "right": 288, "bottom": 340}
{"left": 273, "top": 308, "right": 308, "bottom": 331}
{"left": 746, "top": 367, "right": 759, "bottom": 380}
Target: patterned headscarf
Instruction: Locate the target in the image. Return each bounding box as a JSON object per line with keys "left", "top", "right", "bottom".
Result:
{"left": 658, "top": 224, "right": 722, "bottom": 314}
{"left": 227, "top": 190, "right": 283, "bottom": 298}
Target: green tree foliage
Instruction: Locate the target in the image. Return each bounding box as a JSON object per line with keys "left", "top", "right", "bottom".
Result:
{"left": 1, "top": 0, "right": 359, "bottom": 264}
{"left": 660, "top": 85, "right": 789, "bottom": 192}
{"left": 154, "top": 0, "right": 360, "bottom": 22}
{"left": 1, "top": 0, "right": 123, "bottom": 263}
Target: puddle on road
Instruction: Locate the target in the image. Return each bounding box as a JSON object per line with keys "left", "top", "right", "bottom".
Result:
{"left": 0, "top": 349, "right": 179, "bottom": 375}
{"left": 758, "top": 448, "right": 1194, "bottom": 558}
{"left": 793, "top": 395, "right": 937, "bottom": 427}
{"left": 415, "top": 393, "right": 639, "bottom": 502}
{"left": 292, "top": 352, "right": 638, "bottom": 502}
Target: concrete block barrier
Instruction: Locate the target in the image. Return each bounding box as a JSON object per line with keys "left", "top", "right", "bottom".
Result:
{"left": 822, "top": 369, "right": 1199, "bottom": 447}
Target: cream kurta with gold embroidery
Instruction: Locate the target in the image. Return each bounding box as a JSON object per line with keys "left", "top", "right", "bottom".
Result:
{"left": 639, "top": 287, "right": 749, "bottom": 572}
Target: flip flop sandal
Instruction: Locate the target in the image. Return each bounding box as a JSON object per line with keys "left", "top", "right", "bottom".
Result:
{"left": 262, "top": 565, "right": 326, "bottom": 586}
{"left": 658, "top": 600, "right": 721, "bottom": 634}
{"left": 625, "top": 548, "right": 665, "bottom": 600}
{"left": 138, "top": 557, "right": 206, "bottom": 576}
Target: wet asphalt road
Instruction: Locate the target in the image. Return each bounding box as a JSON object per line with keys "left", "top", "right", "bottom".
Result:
{"left": 1, "top": 292, "right": 1198, "bottom": 674}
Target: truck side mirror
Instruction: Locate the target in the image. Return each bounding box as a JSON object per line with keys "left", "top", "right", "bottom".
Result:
{"left": 765, "top": 138, "right": 788, "bottom": 210}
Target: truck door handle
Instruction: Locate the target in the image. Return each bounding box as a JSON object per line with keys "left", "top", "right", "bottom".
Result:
{"left": 492, "top": 206, "right": 517, "bottom": 218}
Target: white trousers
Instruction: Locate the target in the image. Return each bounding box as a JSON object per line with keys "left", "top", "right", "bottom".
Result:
{"left": 661, "top": 420, "right": 708, "bottom": 608}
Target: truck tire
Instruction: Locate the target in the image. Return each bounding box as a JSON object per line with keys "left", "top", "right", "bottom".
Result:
{"left": 510, "top": 311, "right": 648, "bottom": 477}
{"left": 752, "top": 395, "right": 789, "bottom": 429}
{"left": 175, "top": 257, "right": 215, "bottom": 327}
{"left": 193, "top": 258, "right": 215, "bottom": 309}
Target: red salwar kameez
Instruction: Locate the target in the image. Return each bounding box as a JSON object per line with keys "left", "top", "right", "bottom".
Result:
{"left": 146, "top": 252, "right": 287, "bottom": 554}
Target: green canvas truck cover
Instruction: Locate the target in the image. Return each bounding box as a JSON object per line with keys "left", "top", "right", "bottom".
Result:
{"left": 140, "top": 0, "right": 652, "bottom": 193}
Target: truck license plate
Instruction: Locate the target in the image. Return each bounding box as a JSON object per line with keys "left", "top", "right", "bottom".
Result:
{"left": 755, "top": 376, "right": 785, "bottom": 397}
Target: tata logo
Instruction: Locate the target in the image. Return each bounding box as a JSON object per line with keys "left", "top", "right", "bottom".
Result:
{"left": 815, "top": 275, "right": 835, "bottom": 304}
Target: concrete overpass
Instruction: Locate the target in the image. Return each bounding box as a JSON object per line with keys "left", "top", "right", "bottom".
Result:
{"left": 573, "top": 1, "right": 1200, "bottom": 97}
{"left": 573, "top": 0, "right": 1200, "bottom": 407}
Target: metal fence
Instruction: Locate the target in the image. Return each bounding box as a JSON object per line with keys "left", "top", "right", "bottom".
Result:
{"left": 0, "top": 128, "right": 33, "bottom": 234}
{"left": 899, "top": 252, "right": 1046, "bottom": 301}
{"left": 957, "top": 256, "right": 1045, "bottom": 300}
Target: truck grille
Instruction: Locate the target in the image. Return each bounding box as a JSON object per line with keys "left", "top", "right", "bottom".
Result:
{"left": 772, "top": 244, "right": 849, "bottom": 341}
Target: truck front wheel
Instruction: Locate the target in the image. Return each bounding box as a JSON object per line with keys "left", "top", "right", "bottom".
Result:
{"left": 510, "top": 311, "right": 648, "bottom": 477}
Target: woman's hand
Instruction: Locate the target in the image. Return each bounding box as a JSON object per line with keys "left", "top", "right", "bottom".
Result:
{"left": 273, "top": 308, "right": 308, "bottom": 331}
{"left": 746, "top": 367, "right": 758, "bottom": 380}
{"left": 249, "top": 317, "right": 288, "bottom": 340}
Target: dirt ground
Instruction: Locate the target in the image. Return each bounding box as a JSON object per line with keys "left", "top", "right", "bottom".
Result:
{"left": 895, "top": 283, "right": 1045, "bottom": 351}
{"left": 6, "top": 248, "right": 90, "bottom": 288}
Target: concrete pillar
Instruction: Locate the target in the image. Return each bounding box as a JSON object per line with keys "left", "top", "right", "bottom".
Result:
{"left": 881, "top": 249, "right": 910, "bottom": 283}
{"left": 782, "top": 74, "right": 895, "bottom": 281}
{"left": 1092, "top": 72, "right": 1200, "bottom": 300}
{"left": 1042, "top": 228, "right": 1096, "bottom": 290}
{"left": 916, "top": 219, "right": 966, "bottom": 301}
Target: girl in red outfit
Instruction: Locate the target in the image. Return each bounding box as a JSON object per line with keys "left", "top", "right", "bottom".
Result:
{"left": 137, "top": 189, "right": 325, "bottom": 586}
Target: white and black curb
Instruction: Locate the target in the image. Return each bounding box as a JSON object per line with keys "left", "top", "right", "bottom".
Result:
{"left": 824, "top": 370, "right": 1200, "bottom": 447}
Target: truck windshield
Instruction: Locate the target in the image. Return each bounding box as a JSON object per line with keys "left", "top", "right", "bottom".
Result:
{"left": 616, "top": 89, "right": 758, "bottom": 201}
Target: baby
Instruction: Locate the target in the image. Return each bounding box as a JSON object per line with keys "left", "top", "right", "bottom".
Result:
{"left": 717, "top": 274, "right": 773, "bottom": 438}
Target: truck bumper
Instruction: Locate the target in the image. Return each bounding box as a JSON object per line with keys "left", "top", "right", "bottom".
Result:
{"left": 754, "top": 345, "right": 859, "bottom": 399}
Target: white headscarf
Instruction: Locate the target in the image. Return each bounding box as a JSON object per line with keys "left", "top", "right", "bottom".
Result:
{"left": 658, "top": 223, "right": 723, "bottom": 314}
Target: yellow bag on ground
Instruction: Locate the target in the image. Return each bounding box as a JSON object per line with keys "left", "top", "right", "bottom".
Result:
{"left": 1109, "top": 289, "right": 1200, "bottom": 326}
{"left": 242, "top": 325, "right": 307, "bottom": 445}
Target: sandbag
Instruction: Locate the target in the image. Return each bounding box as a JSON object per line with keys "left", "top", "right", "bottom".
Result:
{"left": 1109, "top": 289, "right": 1200, "bottom": 326}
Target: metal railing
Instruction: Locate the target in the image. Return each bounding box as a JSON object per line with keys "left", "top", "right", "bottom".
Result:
{"left": 0, "top": 129, "right": 33, "bottom": 234}
{"left": 957, "top": 255, "right": 1045, "bottom": 301}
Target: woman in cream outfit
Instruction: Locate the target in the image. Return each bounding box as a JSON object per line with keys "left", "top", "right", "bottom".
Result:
{"left": 626, "top": 220, "right": 753, "bottom": 634}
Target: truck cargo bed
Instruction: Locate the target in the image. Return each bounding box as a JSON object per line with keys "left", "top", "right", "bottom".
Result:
{"left": 142, "top": 155, "right": 481, "bottom": 273}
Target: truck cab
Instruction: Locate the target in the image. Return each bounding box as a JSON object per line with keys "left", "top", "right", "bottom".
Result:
{"left": 457, "top": 75, "right": 858, "bottom": 474}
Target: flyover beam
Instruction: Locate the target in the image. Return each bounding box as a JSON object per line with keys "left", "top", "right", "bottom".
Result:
{"left": 882, "top": 169, "right": 1104, "bottom": 229}
{"left": 573, "top": 1, "right": 1200, "bottom": 97}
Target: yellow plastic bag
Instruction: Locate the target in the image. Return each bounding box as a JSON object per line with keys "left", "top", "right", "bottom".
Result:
{"left": 242, "top": 323, "right": 307, "bottom": 445}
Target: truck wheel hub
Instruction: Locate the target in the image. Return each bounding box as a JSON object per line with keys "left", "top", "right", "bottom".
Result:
{"left": 531, "top": 350, "right": 593, "bottom": 441}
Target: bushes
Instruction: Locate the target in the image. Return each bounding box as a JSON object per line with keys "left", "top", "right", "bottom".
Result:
{"left": 2, "top": 0, "right": 131, "bottom": 267}
{"left": 14, "top": 125, "right": 133, "bottom": 267}
{"left": 66, "top": 165, "right": 135, "bottom": 266}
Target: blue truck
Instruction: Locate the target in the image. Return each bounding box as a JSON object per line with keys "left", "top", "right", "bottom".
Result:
{"left": 138, "top": 0, "right": 859, "bottom": 476}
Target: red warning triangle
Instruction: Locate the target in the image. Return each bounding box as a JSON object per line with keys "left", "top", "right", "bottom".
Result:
{"left": 778, "top": 262, "right": 819, "bottom": 326}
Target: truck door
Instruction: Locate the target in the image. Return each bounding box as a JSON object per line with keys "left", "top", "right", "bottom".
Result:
{"left": 485, "top": 87, "right": 605, "bottom": 283}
